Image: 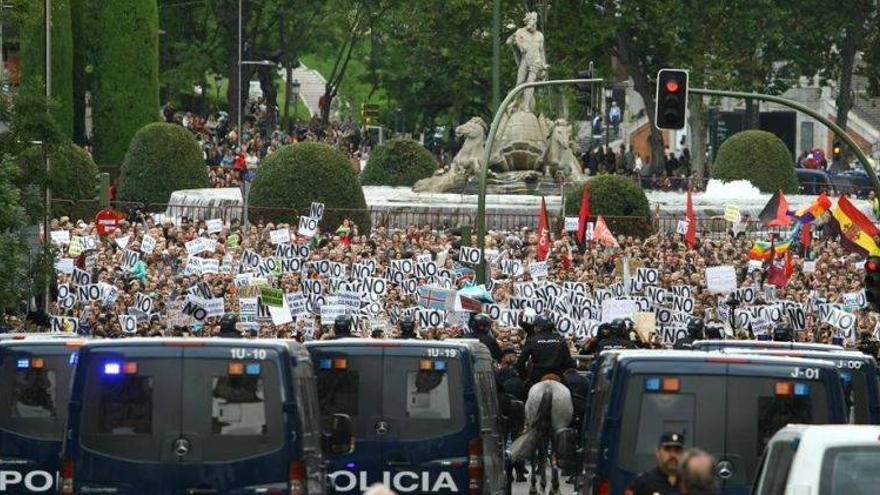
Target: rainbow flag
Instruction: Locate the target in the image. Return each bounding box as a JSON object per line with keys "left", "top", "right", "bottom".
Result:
{"left": 790, "top": 192, "right": 831, "bottom": 224}
{"left": 828, "top": 195, "right": 880, "bottom": 256}
{"left": 748, "top": 239, "right": 793, "bottom": 261}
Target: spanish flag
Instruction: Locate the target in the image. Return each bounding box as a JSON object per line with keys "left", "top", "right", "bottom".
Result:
{"left": 828, "top": 195, "right": 880, "bottom": 256}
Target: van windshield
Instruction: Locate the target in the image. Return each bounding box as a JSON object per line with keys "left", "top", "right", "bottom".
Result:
{"left": 840, "top": 367, "right": 871, "bottom": 424}
{"left": 820, "top": 446, "right": 880, "bottom": 494}
{"left": 0, "top": 353, "right": 73, "bottom": 440}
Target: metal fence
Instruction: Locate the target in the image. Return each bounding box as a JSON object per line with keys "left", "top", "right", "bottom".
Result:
{"left": 51, "top": 198, "right": 787, "bottom": 240}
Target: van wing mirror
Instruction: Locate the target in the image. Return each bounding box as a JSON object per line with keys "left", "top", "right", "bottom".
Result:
{"left": 322, "top": 413, "right": 354, "bottom": 455}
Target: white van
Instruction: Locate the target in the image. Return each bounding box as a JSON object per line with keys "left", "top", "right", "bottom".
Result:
{"left": 753, "top": 424, "right": 880, "bottom": 495}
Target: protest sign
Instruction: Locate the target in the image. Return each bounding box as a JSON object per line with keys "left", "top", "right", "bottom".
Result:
{"left": 122, "top": 250, "right": 140, "bottom": 271}
{"left": 239, "top": 297, "right": 258, "bottom": 324}
{"left": 633, "top": 312, "right": 655, "bottom": 343}
{"left": 68, "top": 237, "right": 83, "bottom": 257}
{"left": 747, "top": 259, "right": 763, "bottom": 274}
{"left": 135, "top": 293, "right": 153, "bottom": 314}
{"left": 140, "top": 234, "right": 156, "bottom": 254}
{"left": 310, "top": 202, "right": 325, "bottom": 220}
{"left": 676, "top": 220, "right": 689, "bottom": 235}
{"left": 270, "top": 228, "right": 291, "bottom": 245}
{"left": 502, "top": 259, "right": 524, "bottom": 277}
{"left": 50, "top": 316, "right": 79, "bottom": 333}
{"left": 602, "top": 298, "right": 637, "bottom": 322}
{"left": 298, "top": 216, "right": 318, "bottom": 237}
{"left": 823, "top": 307, "right": 857, "bottom": 340}
{"left": 724, "top": 204, "right": 741, "bottom": 223}
{"left": 459, "top": 246, "right": 481, "bottom": 265}
{"left": 321, "top": 304, "right": 347, "bottom": 325}
{"left": 50, "top": 230, "right": 70, "bottom": 246}
{"left": 118, "top": 315, "right": 138, "bottom": 333}
{"left": 185, "top": 238, "right": 207, "bottom": 256}
{"left": 842, "top": 290, "right": 867, "bottom": 312}
{"left": 202, "top": 298, "right": 225, "bottom": 317}
{"left": 72, "top": 268, "right": 91, "bottom": 286}
{"left": 268, "top": 298, "right": 293, "bottom": 326}
{"left": 529, "top": 261, "right": 548, "bottom": 279}
{"left": 82, "top": 235, "right": 98, "bottom": 252}
{"left": 415, "top": 261, "right": 438, "bottom": 279}
{"left": 660, "top": 326, "right": 688, "bottom": 345}
{"left": 55, "top": 258, "right": 74, "bottom": 274}
{"left": 260, "top": 287, "right": 284, "bottom": 308}
{"left": 802, "top": 261, "right": 816, "bottom": 273}
{"left": 636, "top": 267, "right": 659, "bottom": 286}
{"left": 417, "top": 308, "right": 446, "bottom": 329}
{"left": 706, "top": 265, "right": 737, "bottom": 293}
{"left": 564, "top": 217, "right": 579, "bottom": 232}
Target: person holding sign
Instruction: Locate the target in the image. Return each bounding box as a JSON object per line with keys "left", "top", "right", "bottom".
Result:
{"left": 673, "top": 318, "right": 705, "bottom": 350}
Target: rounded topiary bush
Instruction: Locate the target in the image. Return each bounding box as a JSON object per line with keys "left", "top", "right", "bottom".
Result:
{"left": 117, "top": 123, "right": 208, "bottom": 209}
{"left": 565, "top": 174, "right": 652, "bottom": 237}
{"left": 361, "top": 138, "right": 438, "bottom": 187}
{"left": 712, "top": 130, "right": 798, "bottom": 193}
{"left": 250, "top": 142, "right": 371, "bottom": 233}
{"left": 17, "top": 141, "right": 99, "bottom": 220}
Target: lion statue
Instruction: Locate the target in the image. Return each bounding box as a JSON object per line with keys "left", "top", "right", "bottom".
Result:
{"left": 413, "top": 117, "right": 488, "bottom": 192}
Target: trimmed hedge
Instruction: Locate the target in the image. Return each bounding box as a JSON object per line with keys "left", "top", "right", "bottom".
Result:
{"left": 91, "top": 0, "right": 160, "bottom": 167}
{"left": 361, "top": 138, "right": 439, "bottom": 186}
{"left": 564, "top": 174, "right": 652, "bottom": 237}
{"left": 250, "top": 142, "right": 371, "bottom": 233}
{"left": 17, "top": 141, "right": 98, "bottom": 220}
{"left": 712, "top": 130, "right": 798, "bottom": 194}
{"left": 117, "top": 123, "right": 208, "bottom": 208}
{"left": 19, "top": 0, "right": 74, "bottom": 138}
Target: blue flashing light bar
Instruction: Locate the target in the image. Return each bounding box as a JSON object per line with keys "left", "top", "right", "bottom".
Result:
{"left": 434, "top": 361, "right": 446, "bottom": 371}
{"left": 319, "top": 359, "right": 332, "bottom": 370}
{"left": 794, "top": 382, "right": 810, "bottom": 396}
{"left": 246, "top": 363, "right": 261, "bottom": 375}
{"left": 16, "top": 358, "right": 29, "bottom": 369}
{"left": 644, "top": 377, "right": 661, "bottom": 391}
{"left": 104, "top": 362, "right": 121, "bottom": 375}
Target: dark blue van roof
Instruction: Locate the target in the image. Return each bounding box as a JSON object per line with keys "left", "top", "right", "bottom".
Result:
{"left": 691, "top": 340, "right": 844, "bottom": 352}
{"left": 607, "top": 349, "right": 845, "bottom": 371}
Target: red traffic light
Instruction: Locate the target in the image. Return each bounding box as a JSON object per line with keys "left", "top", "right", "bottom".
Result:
{"left": 665, "top": 80, "right": 680, "bottom": 93}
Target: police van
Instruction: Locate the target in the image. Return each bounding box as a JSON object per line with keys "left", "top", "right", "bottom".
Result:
{"left": 719, "top": 348, "right": 880, "bottom": 424}
{"left": 305, "top": 339, "right": 506, "bottom": 495}
{"left": 569, "top": 350, "right": 847, "bottom": 495}
{"left": 60, "top": 338, "right": 334, "bottom": 494}
{"left": 0, "top": 336, "right": 85, "bottom": 494}
{"left": 691, "top": 340, "right": 844, "bottom": 352}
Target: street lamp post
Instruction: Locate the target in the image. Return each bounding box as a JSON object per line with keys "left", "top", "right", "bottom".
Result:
{"left": 237, "top": 58, "right": 276, "bottom": 228}
{"left": 291, "top": 78, "right": 301, "bottom": 123}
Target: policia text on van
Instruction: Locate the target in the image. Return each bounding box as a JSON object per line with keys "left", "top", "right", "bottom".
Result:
{"left": 59, "top": 338, "right": 347, "bottom": 495}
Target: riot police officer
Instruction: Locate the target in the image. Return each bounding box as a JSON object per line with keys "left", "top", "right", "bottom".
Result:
{"left": 858, "top": 332, "right": 879, "bottom": 358}
{"left": 217, "top": 313, "right": 242, "bottom": 338}
{"left": 397, "top": 316, "right": 418, "bottom": 339}
{"left": 674, "top": 318, "right": 705, "bottom": 350}
{"left": 595, "top": 318, "right": 637, "bottom": 354}
{"left": 772, "top": 323, "right": 794, "bottom": 342}
{"left": 332, "top": 314, "right": 354, "bottom": 339}
{"left": 469, "top": 313, "right": 503, "bottom": 362}
{"left": 515, "top": 316, "right": 575, "bottom": 385}
{"left": 628, "top": 432, "right": 685, "bottom": 495}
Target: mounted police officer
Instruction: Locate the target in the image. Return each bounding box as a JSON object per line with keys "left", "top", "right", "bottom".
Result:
{"left": 674, "top": 318, "right": 705, "bottom": 350}
{"left": 397, "top": 316, "right": 418, "bottom": 339}
{"left": 515, "top": 315, "right": 575, "bottom": 386}
{"left": 469, "top": 313, "right": 503, "bottom": 362}
{"left": 332, "top": 314, "right": 354, "bottom": 339}
{"left": 217, "top": 313, "right": 242, "bottom": 339}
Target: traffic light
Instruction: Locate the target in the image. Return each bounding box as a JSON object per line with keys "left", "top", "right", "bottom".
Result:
{"left": 832, "top": 141, "right": 842, "bottom": 161}
{"left": 95, "top": 173, "right": 110, "bottom": 209}
{"left": 655, "top": 68, "right": 689, "bottom": 130}
{"left": 576, "top": 68, "right": 593, "bottom": 109}
{"left": 866, "top": 256, "right": 880, "bottom": 312}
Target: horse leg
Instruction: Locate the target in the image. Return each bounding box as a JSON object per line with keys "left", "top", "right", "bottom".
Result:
{"left": 550, "top": 459, "right": 560, "bottom": 495}
{"left": 528, "top": 451, "right": 538, "bottom": 495}
{"left": 539, "top": 444, "right": 548, "bottom": 494}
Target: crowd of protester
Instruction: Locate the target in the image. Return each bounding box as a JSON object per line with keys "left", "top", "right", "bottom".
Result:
{"left": 7, "top": 207, "right": 877, "bottom": 360}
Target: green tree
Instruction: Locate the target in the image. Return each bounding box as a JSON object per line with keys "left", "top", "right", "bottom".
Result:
{"left": 712, "top": 130, "right": 799, "bottom": 194}
{"left": 250, "top": 142, "right": 371, "bottom": 233}
{"left": 361, "top": 139, "right": 438, "bottom": 186}
{"left": 16, "top": 0, "right": 74, "bottom": 138}
{"left": 90, "top": 0, "right": 160, "bottom": 168}
{"left": 564, "top": 174, "right": 652, "bottom": 237}
{"left": 117, "top": 123, "right": 209, "bottom": 208}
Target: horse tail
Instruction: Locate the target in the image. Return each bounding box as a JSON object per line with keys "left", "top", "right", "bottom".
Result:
{"left": 509, "top": 386, "right": 554, "bottom": 462}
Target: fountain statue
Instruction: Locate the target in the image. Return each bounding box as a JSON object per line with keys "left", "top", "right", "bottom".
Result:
{"left": 414, "top": 11, "right": 586, "bottom": 194}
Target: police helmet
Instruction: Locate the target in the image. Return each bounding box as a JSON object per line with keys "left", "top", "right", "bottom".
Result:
{"left": 598, "top": 322, "right": 612, "bottom": 339}
{"left": 533, "top": 315, "right": 553, "bottom": 333}
{"left": 334, "top": 314, "right": 352, "bottom": 335}
{"left": 611, "top": 318, "right": 627, "bottom": 338}
{"left": 220, "top": 313, "right": 238, "bottom": 333}
{"left": 398, "top": 316, "right": 416, "bottom": 336}
{"left": 520, "top": 308, "right": 536, "bottom": 333}
{"left": 705, "top": 324, "right": 723, "bottom": 340}
{"left": 772, "top": 324, "right": 794, "bottom": 342}
{"left": 470, "top": 313, "right": 493, "bottom": 333}
{"left": 686, "top": 318, "right": 705, "bottom": 340}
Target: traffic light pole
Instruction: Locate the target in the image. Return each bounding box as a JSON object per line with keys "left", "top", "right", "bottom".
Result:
{"left": 690, "top": 88, "right": 880, "bottom": 200}
{"left": 476, "top": 78, "right": 603, "bottom": 284}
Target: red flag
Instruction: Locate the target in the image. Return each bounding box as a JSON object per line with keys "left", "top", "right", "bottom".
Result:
{"left": 537, "top": 197, "right": 550, "bottom": 261}
{"left": 592, "top": 216, "right": 620, "bottom": 248}
{"left": 577, "top": 183, "right": 590, "bottom": 244}
{"left": 767, "top": 237, "right": 792, "bottom": 288}
{"left": 801, "top": 223, "right": 811, "bottom": 254}
{"left": 685, "top": 186, "right": 696, "bottom": 249}
{"left": 759, "top": 189, "right": 792, "bottom": 227}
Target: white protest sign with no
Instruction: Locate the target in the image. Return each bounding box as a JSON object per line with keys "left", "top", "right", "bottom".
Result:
{"left": 298, "top": 216, "right": 318, "bottom": 237}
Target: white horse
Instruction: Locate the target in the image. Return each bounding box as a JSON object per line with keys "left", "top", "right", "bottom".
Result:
{"left": 509, "top": 378, "right": 573, "bottom": 495}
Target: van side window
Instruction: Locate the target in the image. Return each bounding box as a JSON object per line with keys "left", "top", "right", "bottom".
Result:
{"left": 211, "top": 376, "right": 266, "bottom": 435}
{"left": 754, "top": 440, "right": 797, "bottom": 495}
{"left": 99, "top": 377, "right": 153, "bottom": 434}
